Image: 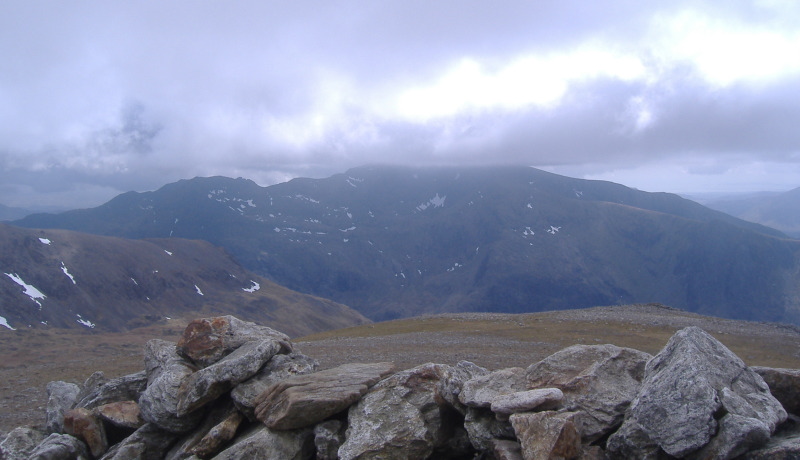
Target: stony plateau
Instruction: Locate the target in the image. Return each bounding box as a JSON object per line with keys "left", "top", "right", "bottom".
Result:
{"left": 1, "top": 316, "right": 799, "bottom": 459}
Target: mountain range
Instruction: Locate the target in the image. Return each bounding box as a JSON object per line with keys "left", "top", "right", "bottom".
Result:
{"left": 13, "top": 165, "right": 800, "bottom": 325}
{"left": 0, "top": 223, "right": 368, "bottom": 335}
{"left": 701, "top": 187, "right": 800, "bottom": 238}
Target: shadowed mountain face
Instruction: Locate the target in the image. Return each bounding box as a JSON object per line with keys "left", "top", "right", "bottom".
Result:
{"left": 14, "top": 165, "right": 800, "bottom": 324}
{"left": 0, "top": 223, "right": 368, "bottom": 335}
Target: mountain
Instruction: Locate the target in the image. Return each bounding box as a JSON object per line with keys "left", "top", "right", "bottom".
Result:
{"left": 0, "top": 204, "right": 32, "bottom": 221}
{"left": 14, "top": 165, "right": 800, "bottom": 324}
{"left": 0, "top": 223, "right": 368, "bottom": 335}
{"left": 701, "top": 188, "right": 800, "bottom": 238}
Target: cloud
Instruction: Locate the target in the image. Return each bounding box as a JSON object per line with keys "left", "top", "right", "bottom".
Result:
{"left": 1, "top": 0, "right": 800, "bottom": 209}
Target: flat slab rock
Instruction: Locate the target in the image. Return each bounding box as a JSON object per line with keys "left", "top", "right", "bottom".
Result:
{"left": 254, "top": 362, "right": 396, "bottom": 430}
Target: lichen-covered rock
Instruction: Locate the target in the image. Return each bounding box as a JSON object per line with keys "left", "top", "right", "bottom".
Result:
{"left": 525, "top": 343, "right": 651, "bottom": 442}
{"left": 99, "top": 423, "right": 178, "bottom": 460}
{"left": 607, "top": 327, "right": 787, "bottom": 459}
{"left": 752, "top": 366, "right": 800, "bottom": 415}
{"left": 139, "top": 339, "right": 204, "bottom": 433}
{"left": 176, "top": 315, "right": 291, "bottom": 367}
{"left": 741, "top": 416, "right": 800, "bottom": 459}
{"left": 45, "top": 381, "right": 81, "bottom": 434}
{"left": 176, "top": 339, "right": 284, "bottom": 416}
{"left": 491, "top": 438, "right": 523, "bottom": 460}
{"left": 459, "top": 367, "right": 527, "bottom": 408}
{"left": 510, "top": 411, "right": 581, "bottom": 460}
{"left": 75, "top": 371, "right": 147, "bottom": 410}
{"left": 210, "top": 424, "right": 314, "bottom": 460}
{"left": 438, "top": 360, "right": 490, "bottom": 414}
{"left": 490, "top": 388, "right": 563, "bottom": 421}
{"left": 464, "top": 407, "right": 515, "bottom": 453}
{"left": 339, "top": 363, "right": 464, "bottom": 460}
{"left": 314, "top": 420, "right": 345, "bottom": 460}
{"left": 28, "top": 433, "right": 89, "bottom": 460}
{"left": 0, "top": 426, "right": 46, "bottom": 460}
{"left": 255, "top": 362, "right": 396, "bottom": 430}
{"left": 231, "top": 352, "right": 318, "bottom": 420}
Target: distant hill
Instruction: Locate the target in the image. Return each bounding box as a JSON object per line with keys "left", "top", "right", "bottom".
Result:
{"left": 0, "top": 223, "right": 368, "bottom": 335}
{"left": 702, "top": 188, "right": 800, "bottom": 238}
{"left": 0, "top": 204, "right": 31, "bottom": 222}
{"left": 14, "top": 165, "right": 800, "bottom": 325}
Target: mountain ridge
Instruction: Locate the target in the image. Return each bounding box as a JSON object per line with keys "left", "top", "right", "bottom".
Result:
{"left": 14, "top": 165, "right": 800, "bottom": 324}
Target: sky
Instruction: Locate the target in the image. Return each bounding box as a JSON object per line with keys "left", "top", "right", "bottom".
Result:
{"left": 2, "top": 0, "right": 800, "bottom": 210}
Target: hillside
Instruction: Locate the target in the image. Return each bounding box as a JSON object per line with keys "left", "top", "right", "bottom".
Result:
{"left": 14, "top": 165, "right": 800, "bottom": 324}
{"left": 703, "top": 187, "right": 800, "bottom": 238}
{"left": 0, "top": 223, "right": 368, "bottom": 335}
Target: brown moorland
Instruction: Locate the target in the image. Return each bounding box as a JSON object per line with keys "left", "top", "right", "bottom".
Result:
{"left": 1, "top": 303, "right": 798, "bottom": 435}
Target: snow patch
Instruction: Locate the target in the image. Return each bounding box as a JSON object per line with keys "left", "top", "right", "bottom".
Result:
{"left": 243, "top": 280, "right": 261, "bottom": 293}
{"left": 60, "top": 262, "right": 76, "bottom": 284}
{"left": 416, "top": 194, "right": 446, "bottom": 211}
{"left": 5, "top": 273, "right": 46, "bottom": 306}
{"left": 76, "top": 314, "right": 95, "bottom": 328}
{"left": 547, "top": 226, "right": 561, "bottom": 235}
{"left": 0, "top": 315, "right": 14, "bottom": 330}
{"left": 574, "top": 190, "right": 583, "bottom": 198}
{"left": 195, "top": 285, "right": 204, "bottom": 296}
{"left": 164, "top": 250, "right": 173, "bottom": 256}
{"left": 523, "top": 227, "right": 535, "bottom": 237}
{"left": 527, "top": 203, "right": 533, "bottom": 209}
{"left": 131, "top": 277, "right": 138, "bottom": 285}
{"left": 447, "top": 263, "right": 463, "bottom": 272}
{"left": 340, "top": 226, "right": 356, "bottom": 232}
{"left": 39, "top": 238, "right": 51, "bottom": 245}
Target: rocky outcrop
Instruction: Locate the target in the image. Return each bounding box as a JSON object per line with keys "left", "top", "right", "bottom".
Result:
{"left": 2, "top": 318, "right": 798, "bottom": 460}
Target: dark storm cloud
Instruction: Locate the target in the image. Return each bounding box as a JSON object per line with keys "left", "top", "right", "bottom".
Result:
{"left": 1, "top": 0, "right": 800, "bottom": 208}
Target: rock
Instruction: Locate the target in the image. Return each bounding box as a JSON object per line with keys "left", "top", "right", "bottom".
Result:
{"left": 176, "top": 339, "right": 284, "bottom": 416}
{"left": 165, "top": 399, "right": 237, "bottom": 460}
{"left": 459, "top": 367, "right": 527, "bottom": 408}
{"left": 210, "top": 424, "right": 314, "bottom": 460}
{"left": 191, "top": 410, "right": 245, "bottom": 458}
{"left": 607, "top": 327, "right": 787, "bottom": 459}
{"left": 75, "top": 371, "right": 147, "bottom": 410}
{"left": 255, "top": 362, "right": 396, "bottom": 430}
{"left": 490, "top": 388, "right": 564, "bottom": 421}
{"left": 63, "top": 407, "right": 108, "bottom": 458}
{"left": 314, "top": 420, "right": 345, "bottom": 460}
{"left": 510, "top": 411, "right": 581, "bottom": 460}
{"left": 741, "top": 415, "right": 800, "bottom": 459}
{"left": 464, "top": 407, "right": 515, "bottom": 453}
{"left": 176, "top": 315, "right": 292, "bottom": 367}
{"left": 491, "top": 438, "right": 523, "bottom": 460}
{"left": 75, "top": 371, "right": 107, "bottom": 405}
{"left": 438, "top": 360, "right": 490, "bottom": 414}
{"left": 96, "top": 401, "right": 145, "bottom": 430}
{"left": 752, "top": 366, "right": 800, "bottom": 415}
{"left": 689, "top": 413, "right": 771, "bottom": 460}
{"left": 231, "top": 352, "right": 318, "bottom": 420}
{"left": 339, "top": 363, "right": 465, "bottom": 460}
{"left": 28, "top": 433, "right": 89, "bottom": 460}
{"left": 0, "top": 426, "right": 46, "bottom": 460}
{"left": 45, "top": 381, "right": 81, "bottom": 434}
{"left": 99, "top": 423, "right": 179, "bottom": 460}
{"left": 139, "top": 339, "right": 204, "bottom": 433}
{"left": 525, "top": 344, "right": 651, "bottom": 442}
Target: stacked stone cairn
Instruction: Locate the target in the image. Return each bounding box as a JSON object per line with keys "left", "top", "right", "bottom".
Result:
{"left": 2, "top": 315, "right": 799, "bottom": 459}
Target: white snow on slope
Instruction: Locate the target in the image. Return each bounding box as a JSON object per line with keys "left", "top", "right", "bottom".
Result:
{"left": 5, "top": 273, "right": 46, "bottom": 306}
{"left": 60, "top": 262, "right": 76, "bottom": 284}
{"left": 195, "top": 285, "right": 204, "bottom": 296}
{"left": 164, "top": 250, "right": 173, "bottom": 256}
{"left": 76, "top": 314, "right": 95, "bottom": 328}
{"left": 416, "top": 194, "right": 446, "bottom": 211}
{"left": 39, "top": 238, "right": 51, "bottom": 245}
{"left": 243, "top": 280, "right": 261, "bottom": 293}
{"left": 0, "top": 315, "right": 14, "bottom": 330}
{"left": 547, "top": 226, "right": 561, "bottom": 234}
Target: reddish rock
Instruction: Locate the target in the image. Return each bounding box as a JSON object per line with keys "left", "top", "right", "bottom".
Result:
{"left": 192, "top": 410, "right": 245, "bottom": 458}
{"left": 176, "top": 315, "right": 291, "bottom": 367}
{"left": 510, "top": 411, "right": 582, "bottom": 460}
{"left": 96, "top": 401, "right": 145, "bottom": 430}
{"left": 63, "top": 407, "right": 109, "bottom": 458}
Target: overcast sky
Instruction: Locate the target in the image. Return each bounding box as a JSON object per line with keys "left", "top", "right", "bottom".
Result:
{"left": 2, "top": 0, "right": 800, "bottom": 210}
